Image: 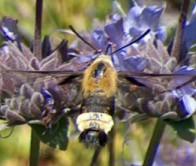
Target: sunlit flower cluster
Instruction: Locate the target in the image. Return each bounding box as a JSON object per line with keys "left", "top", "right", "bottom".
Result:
{"left": 0, "top": 1, "right": 195, "bottom": 135}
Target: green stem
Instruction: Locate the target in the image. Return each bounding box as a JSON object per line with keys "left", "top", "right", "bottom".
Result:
{"left": 90, "top": 147, "right": 102, "bottom": 166}
{"left": 108, "top": 125, "right": 115, "bottom": 166}
{"left": 142, "top": 119, "right": 166, "bottom": 166}
{"left": 29, "top": 129, "right": 40, "bottom": 166}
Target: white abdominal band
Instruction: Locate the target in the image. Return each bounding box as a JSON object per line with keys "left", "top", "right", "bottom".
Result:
{"left": 76, "top": 112, "right": 114, "bottom": 133}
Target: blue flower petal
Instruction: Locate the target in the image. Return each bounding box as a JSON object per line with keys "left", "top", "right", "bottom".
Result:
{"left": 127, "top": 5, "right": 142, "bottom": 24}
{"left": 173, "top": 67, "right": 196, "bottom": 96}
{"left": 183, "top": 4, "right": 196, "bottom": 51}
{"left": 124, "top": 4, "right": 166, "bottom": 42}
{"left": 178, "top": 95, "right": 196, "bottom": 118}
{"left": 175, "top": 66, "right": 196, "bottom": 75}
{"left": 41, "top": 88, "right": 54, "bottom": 106}
{"left": 184, "top": 19, "right": 196, "bottom": 49}
{"left": 124, "top": 6, "right": 142, "bottom": 34}
{"left": 123, "top": 56, "right": 148, "bottom": 72}
{"left": 128, "top": 27, "right": 143, "bottom": 39}
{"left": 155, "top": 26, "right": 167, "bottom": 41}
{"left": 111, "top": 51, "right": 126, "bottom": 71}
{"left": 141, "top": 6, "right": 163, "bottom": 29}
{"left": 91, "top": 29, "right": 108, "bottom": 50}
{"left": 190, "top": 4, "right": 196, "bottom": 22}
{"left": 0, "top": 17, "right": 18, "bottom": 42}
{"left": 104, "top": 18, "right": 124, "bottom": 45}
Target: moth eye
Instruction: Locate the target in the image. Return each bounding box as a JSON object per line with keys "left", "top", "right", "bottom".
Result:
{"left": 93, "top": 62, "right": 106, "bottom": 79}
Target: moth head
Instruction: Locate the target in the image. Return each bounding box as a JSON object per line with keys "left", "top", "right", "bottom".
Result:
{"left": 82, "top": 54, "right": 117, "bottom": 98}
{"left": 92, "top": 54, "right": 113, "bottom": 67}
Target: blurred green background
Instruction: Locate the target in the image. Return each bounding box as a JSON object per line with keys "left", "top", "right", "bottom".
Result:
{"left": 0, "top": 0, "right": 118, "bottom": 37}
{"left": 0, "top": 0, "right": 186, "bottom": 38}
{"left": 0, "top": 0, "right": 195, "bottom": 166}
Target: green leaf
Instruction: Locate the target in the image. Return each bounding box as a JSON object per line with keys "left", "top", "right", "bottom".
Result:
{"left": 165, "top": 117, "right": 196, "bottom": 143}
{"left": 31, "top": 117, "right": 69, "bottom": 150}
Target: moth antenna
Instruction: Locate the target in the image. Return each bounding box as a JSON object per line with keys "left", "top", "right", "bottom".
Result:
{"left": 111, "top": 29, "right": 150, "bottom": 55}
{"left": 69, "top": 25, "right": 99, "bottom": 53}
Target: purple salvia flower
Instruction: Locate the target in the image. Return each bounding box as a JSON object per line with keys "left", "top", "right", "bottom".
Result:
{"left": 178, "top": 95, "right": 196, "bottom": 118}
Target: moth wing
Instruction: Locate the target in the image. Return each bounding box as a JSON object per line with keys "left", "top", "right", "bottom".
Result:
{"left": 116, "top": 72, "right": 196, "bottom": 121}
{"left": 0, "top": 69, "right": 83, "bottom": 126}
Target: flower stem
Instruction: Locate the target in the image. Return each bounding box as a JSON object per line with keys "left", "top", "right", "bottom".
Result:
{"left": 90, "top": 147, "right": 102, "bottom": 166}
{"left": 29, "top": 129, "right": 40, "bottom": 166}
{"left": 29, "top": 0, "right": 43, "bottom": 164}
{"left": 142, "top": 119, "right": 166, "bottom": 166}
{"left": 108, "top": 125, "right": 115, "bottom": 166}
{"left": 34, "top": 0, "right": 43, "bottom": 60}
{"left": 171, "top": 0, "right": 190, "bottom": 62}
